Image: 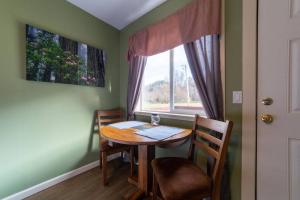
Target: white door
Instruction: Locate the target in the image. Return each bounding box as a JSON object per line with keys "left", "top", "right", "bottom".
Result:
{"left": 257, "top": 0, "right": 300, "bottom": 199}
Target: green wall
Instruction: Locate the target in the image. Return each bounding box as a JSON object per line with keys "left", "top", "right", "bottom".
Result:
{"left": 225, "top": 1, "right": 242, "bottom": 200}
{"left": 119, "top": 1, "right": 242, "bottom": 200}
{"left": 0, "top": 0, "right": 120, "bottom": 198}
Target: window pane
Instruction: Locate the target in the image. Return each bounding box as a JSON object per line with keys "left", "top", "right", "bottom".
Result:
{"left": 141, "top": 50, "right": 170, "bottom": 112}
{"left": 173, "top": 45, "right": 204, "bottom": 114}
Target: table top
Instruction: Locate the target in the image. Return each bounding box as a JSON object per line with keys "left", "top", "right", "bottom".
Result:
{"left": 100, "top": 123, "right": 192, "bottom": 145}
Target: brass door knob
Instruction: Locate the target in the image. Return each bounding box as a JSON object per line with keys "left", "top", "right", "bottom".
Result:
{"left": 261, "top": 114, "right": 273, "bottom": 124}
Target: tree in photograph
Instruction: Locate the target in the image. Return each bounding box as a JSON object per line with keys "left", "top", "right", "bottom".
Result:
{"left": 26, "top": 29, "right": 64, "bottom": 82}
{"left": 87, "top": 47, "right": 105, "bottom": 87}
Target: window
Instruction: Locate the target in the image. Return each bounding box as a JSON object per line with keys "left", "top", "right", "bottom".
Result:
{"left": 136, "top": 45, "right": 205, "bottom": 116}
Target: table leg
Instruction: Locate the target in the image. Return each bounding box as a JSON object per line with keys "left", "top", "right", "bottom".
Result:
{"left": 138, "top": 144, "right": 155, "bottom": 195}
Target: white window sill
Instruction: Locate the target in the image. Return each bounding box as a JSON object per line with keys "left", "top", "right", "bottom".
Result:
{"left": 134, "top": 111, "right": 196, "bottom": 122}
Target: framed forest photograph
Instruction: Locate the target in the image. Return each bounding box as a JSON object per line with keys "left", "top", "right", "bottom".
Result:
{"left": 26, "top": 24, "right": 105, "bottom": 87}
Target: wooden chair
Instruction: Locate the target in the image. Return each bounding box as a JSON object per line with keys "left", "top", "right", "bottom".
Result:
{"left": 96, "top": 109, "right": 134, "bottom": 186}
{"left": 151, "top": 115, "right": 233, "bottom": 200}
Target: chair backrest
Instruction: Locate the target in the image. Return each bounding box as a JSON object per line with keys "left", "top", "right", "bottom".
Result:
{"left": 96, "top": 108, "right": 124, "bottom": 129}
{"left": 188, "top": 115, "right": 233, "bottom": 199}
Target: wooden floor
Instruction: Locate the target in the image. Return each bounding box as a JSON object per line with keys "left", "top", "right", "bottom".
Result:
{"left": 26, "top": 159, "right": 141, "bottom": 200}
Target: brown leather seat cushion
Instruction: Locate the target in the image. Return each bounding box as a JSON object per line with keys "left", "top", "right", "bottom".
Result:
{"left": 152, "top": 157, "right": 211, "bottom": 200}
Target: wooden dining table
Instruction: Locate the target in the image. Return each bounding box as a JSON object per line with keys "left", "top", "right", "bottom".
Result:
{"left": 100, "top": 122, "right": 192, "bottom": 199}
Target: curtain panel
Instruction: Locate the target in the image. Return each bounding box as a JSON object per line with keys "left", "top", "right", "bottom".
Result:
{"left": 126, "top": 56, "right": 147, "bottom": 120}
{"left": 184, "top": 35, "right": 223, "bottom": 120}
{"left": 184, "top": 35, "right": 229, "bottom": 200}
{"left": 127, "top": 0, "right": 220, "bottom": 61}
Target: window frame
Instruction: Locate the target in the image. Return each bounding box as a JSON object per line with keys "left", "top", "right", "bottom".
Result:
{"left": 136, "top": 47, "right": 206, "bottom": 116}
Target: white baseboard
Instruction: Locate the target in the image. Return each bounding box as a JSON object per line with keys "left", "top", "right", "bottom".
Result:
{"left": 3, "top": 153, "right": 121, "bottom": 200}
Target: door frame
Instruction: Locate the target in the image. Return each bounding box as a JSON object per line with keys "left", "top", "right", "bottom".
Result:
{"left": 242, "top": 0, "right": 257, "bottom": 200}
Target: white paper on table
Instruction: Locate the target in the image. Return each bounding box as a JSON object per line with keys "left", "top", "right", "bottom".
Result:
{"left": 109, "top": 121, "right": 147, "bottom": 129}
{"left": 135, "top": 126, "right": 184, "bottom": 140}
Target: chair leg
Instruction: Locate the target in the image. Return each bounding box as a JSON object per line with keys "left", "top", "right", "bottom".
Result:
{"left": 130, "top": 147, "right": 134, "bottom": 177}
{"left": 102, "top": 151, "right": 108, "bottom": 186}
{"left": 152, "top": 173, "right": 158, "bottom": 200}
{"left": 99, "top": 151, "right": 102, "bottom": 169}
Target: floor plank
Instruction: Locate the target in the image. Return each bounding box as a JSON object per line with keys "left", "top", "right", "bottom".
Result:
{"left": 26, "top": 159, "right": 142, "bottom": 200}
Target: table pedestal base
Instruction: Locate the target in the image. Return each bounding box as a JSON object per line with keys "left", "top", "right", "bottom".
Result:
{"left": 125, "top": 145, "right": 155, "bottom": 200}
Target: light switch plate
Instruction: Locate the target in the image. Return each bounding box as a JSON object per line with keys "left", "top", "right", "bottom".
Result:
{"left": 233, "top": 91, "right": 243, "bottom": 104}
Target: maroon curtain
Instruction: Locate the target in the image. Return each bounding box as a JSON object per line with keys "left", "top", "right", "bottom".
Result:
{"left": 127, "top": 0, "right": 220, "bottom": 61}
{"left": 127, "top": 56, "right": 147, "bottom": 120}
{"left": 184, "top": 35, "right": 230, "bottom": 200}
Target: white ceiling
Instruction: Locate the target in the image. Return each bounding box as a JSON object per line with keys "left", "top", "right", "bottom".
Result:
{"left": 67, "top": 0, "right": 167, "bottom": 30}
